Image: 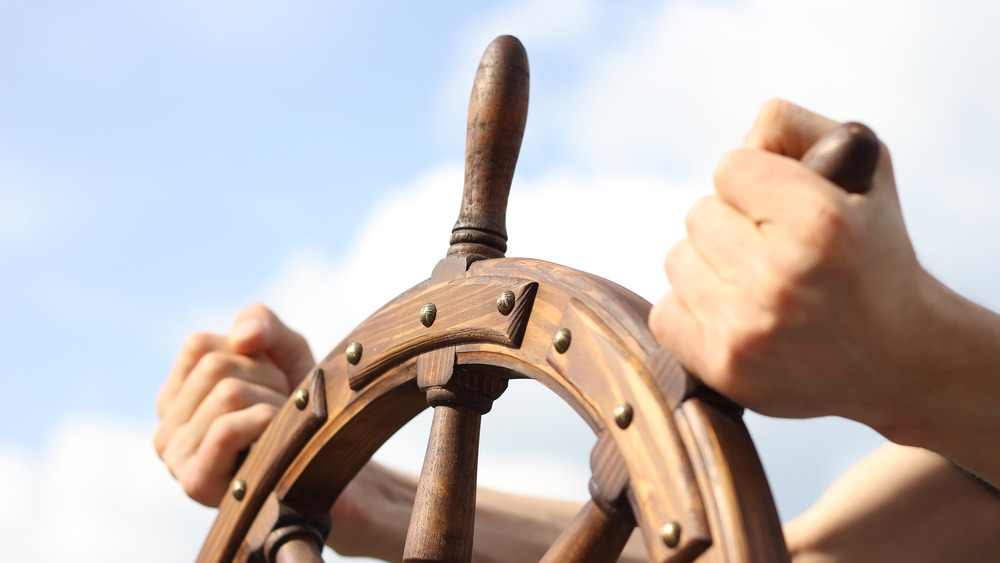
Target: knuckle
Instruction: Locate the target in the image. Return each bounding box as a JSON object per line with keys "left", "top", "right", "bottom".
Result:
{"left": 663, "top": 241, "right": 687, "bottom": 279}
{"left": 238, "top": 302, "right": 274, "bottom": 323}
{"left": 183, "top": 332, "right": 218, "bottom": 358}
{"left": 805, "top": 198, "right": 846, "bottom": 245}
{"left": 154, "top": 389, "right": 169, "bottom": 419}
{"left": 713, "top": 150, "right": 741, "bottom": 185}
{"left": 757, "top": 98, "right": 792, "bottom": 128}
{"left": 213, "top": 377, "right": 253, "bottom": 412}
{"left": 713, "top": 150, "right": 756, "bottom": 196}
{"left": 684, "top": 195, "right": 714, "bottom": 234}
{"left": 205, "top": 417, "right": 242, "bottom": 454}
{"left": 181, "top": 473, "right": 219, "bottom": 507}
{"left": 199, "top": 351, "right": 243, "bottom": 381}
{"left": 152, "top": 426, "right": 169, "bottom": 458}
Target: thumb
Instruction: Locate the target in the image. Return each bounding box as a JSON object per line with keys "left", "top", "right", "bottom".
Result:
{"left": 229, "top": 303, "right": 315, "bottom": 388}
{"left": 743, "top": 99, "right": 839, "bottom": 159}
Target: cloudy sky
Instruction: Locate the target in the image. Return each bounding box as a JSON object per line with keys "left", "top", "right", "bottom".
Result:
{"left": 3, "top": 1, "right": 1000, "bottom": 561}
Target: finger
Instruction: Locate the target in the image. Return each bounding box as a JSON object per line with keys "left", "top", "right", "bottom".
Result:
{"left": 154, "top": 374, "right": 285, "bottom": 460}
{"left": 176, "top": 402, "right": 280, "bottom": 507}
{"left": 161, "top": 351, "right": 290, "bottom": 434}
{"left": 662, "top": 240, "right": 736, "bottom": 326}
{"left": 685, "top": 195, "right": 762, "bottom": 283}
{"left": 229, "top": 303, "right": 315, "bottom": 388}
{"left": 157, "top": 332, "right": 230, "bottom": 419}
{"left": 714, "top": 148, "right": 849, "bottom": 230}
{"left": 743, "top": 99, "right": 839, "bottom": 158}
{"left": 648, "top": 291, "right": 705, "bottom": 374}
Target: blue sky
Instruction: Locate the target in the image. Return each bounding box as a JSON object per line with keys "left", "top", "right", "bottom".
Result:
{"left": 4, "top": 1, "right": 1000, "bottom": 561}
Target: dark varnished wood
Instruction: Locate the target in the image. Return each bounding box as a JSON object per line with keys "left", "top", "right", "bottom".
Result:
{"left": 539, "top": 499, "right": 634, "bottom": 563}
{"left": 403, "top": 346, "right": 507, "bottom": 562}
{"left": 344, "top": 275, "right": 537, "bottom": 390}
{"left": 198, "top": 369, "right": 328, "bottom": 563}
{"left": 675, "top": 398, "right": 788, "bottom": 563}
{"left": 272, "top": 539, "right": 323, "bottom": 563}
{"left": 403, "top": 404, "right": 484, "bottom": 562}
{"left": 198, "top": 33, "right": 880, "bottom": 563}
{"left": 801, "top": 121, "right": 880, "bottom": 194}
{"left": 449, "top": 35, "right": 529, "bottom": 259}
{"left": 546, "top": 298, "right": 710, "bottom": 561}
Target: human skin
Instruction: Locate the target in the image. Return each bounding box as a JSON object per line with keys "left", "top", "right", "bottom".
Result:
{"left": 647, "top": 99, "right": 1000, "bottom": 487}
{"left": 155, "top": 301, "right": 1000, "bottom": 561}
{"left": 152, "top": 303, "right": 646, "bottom": 561}
{"left": 155, "top": 100, "right": 1000, "bottom": 558}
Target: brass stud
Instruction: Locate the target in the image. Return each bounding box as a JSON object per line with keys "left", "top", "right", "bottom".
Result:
{"left": 496, "top": 290, "right": 516, "bottom": 316}
{"left": 420, "top": 303, "right": 437, "bottom": 327}
{"left": 232, "top": 479, "right": 247, "bottom": 501}
{"left": 294, "top": 389, "right": 309, "bottom": 410}
{"left": 661, "top": 521, "right": 681, "bottom": 548}
{"left": 553, "top": 328, "right": 572, "bottom": 354}
{"left": 346, "top": 342, "right": 363, "bottom": 365}
{"left": 613, "top": 402, "right": 633, "bottom": 429}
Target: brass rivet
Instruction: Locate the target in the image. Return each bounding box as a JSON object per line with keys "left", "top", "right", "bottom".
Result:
{"left": 294, "top": 389, "right": 309, "bottom": 410}
{"left": 232, "top": 480, "right": 247, "bottom": 501}
{"left": 496, "top": 290, "right": 516, "bottom": 316}
{"left": 553, "top": 328, "right": 572, "bottom": 354}
{"left": 346, "top": 342, "right": 363, "bottom": 365}
{"left": 420, "top": 303, "right": 437, "bottom": 327}
{"left": 661, "top": 521, "right": 681, "bottom": 548}
{"left": 614, "top": 402, "right": 633, "bottom": 429}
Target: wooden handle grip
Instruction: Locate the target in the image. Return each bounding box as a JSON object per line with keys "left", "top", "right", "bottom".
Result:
{"left": 448, "top": 35, "right": 530, "bottom": 259}
{"left": 800, "top": 121, "right": 880, "bottom": 194}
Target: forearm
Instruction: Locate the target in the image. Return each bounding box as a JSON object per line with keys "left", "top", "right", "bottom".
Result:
{"left": 329, "top": 463, "right": 645, "bottom": 562}
{"left": 866, "top": 270, "right": 1000, "bottom": 487}
{"left": 473, "top": 488, "right": 646, "bottom": 563}
{"left": 785, "top": 443, "right": 1000, "bottom": 562}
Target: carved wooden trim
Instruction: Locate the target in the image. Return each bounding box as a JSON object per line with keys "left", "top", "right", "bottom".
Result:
{"left": 345, "top": 276, "right": 538, "bottom": 390}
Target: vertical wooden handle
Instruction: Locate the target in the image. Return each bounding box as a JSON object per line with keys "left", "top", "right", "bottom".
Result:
{"left": 448, "top": 35, "right": 530, "bottom": 259}
{"left": 800, "top": 121, "right": 880, "bottom": 194}
{"left": 402, "top": 405, "right": 483, "bottom": 562}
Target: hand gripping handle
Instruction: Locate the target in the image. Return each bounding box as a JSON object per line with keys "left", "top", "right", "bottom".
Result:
{"left": 448, "top": 35, "right": 530, "bottom": 259}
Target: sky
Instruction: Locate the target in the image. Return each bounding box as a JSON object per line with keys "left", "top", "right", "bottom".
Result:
{"left": 3, "top": 0, "right": 1000, "bottom": 561}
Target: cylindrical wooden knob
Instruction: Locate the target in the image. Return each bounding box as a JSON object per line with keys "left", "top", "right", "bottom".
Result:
{"left": 801, "top": 121, "right": 880, "bottom": 194}
{"left": 448, "top": 35, "right": 530, "bottom": 259}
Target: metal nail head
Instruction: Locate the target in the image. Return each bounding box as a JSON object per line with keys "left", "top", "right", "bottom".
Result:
{"left": 661, "top": 521, "right": 681, "bottom": 548}
{"left": 497, "top": 290, "right": 516, "bottom": 316}
{"left": 420, "top": 303, "right": 437, "bottom": 327}
{"left": 614, "top": 402, "right": 633, "bottom": 429}
{"left": 553, "top": 328, "right": 572, "bottom": 354}
{"left": 294, "top": 389, "right": 309, "bottom": 410}
{"left": 232, "top": 479, "right": 247, "bottom": 501}
{"left": 346, "top": 342, "right": 363, "bottom": 365}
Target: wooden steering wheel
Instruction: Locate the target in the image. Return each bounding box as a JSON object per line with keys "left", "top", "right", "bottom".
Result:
{"left": 196, "top": 35, "right": 879, "bottom": 563}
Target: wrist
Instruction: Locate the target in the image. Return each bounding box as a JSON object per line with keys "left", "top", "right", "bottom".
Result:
{"left": 862, "top": 271, "right": 1000, "bottom": 484}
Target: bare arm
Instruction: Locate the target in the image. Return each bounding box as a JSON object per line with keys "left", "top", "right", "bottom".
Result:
{"left": 785, "top": 443, "right": 1000, "bottom": 562}
{"left": 337, "top": 446, "right": 1000, "bottom": 563}
{"left": 155, "top": 304, "right": 645, "bottom": 562}
{"left": 329, "top": 463, "right": 646, "bottom": 562}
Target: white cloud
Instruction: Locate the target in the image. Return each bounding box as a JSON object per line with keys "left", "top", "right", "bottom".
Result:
{"left": 0, "top": 415, "right": 215, "bottom": 563}
{"left": 250, "top": 153, "right": 881, "bottom": 525}
{"left": 17, "top": 0, "right": 1000, "bottom": 558}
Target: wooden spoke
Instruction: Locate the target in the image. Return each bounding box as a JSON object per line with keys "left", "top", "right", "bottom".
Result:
{"left": 540, "top": 499, "right": 634, "bottom": 563}
{"left": 403, "top": 405, "right": 484, "bottom": 562}
{"left": 271, "top": 537, "right": 324, "bottom": 563}
{"left": 191, "top": 33, "right": 873, "bottom": 562}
